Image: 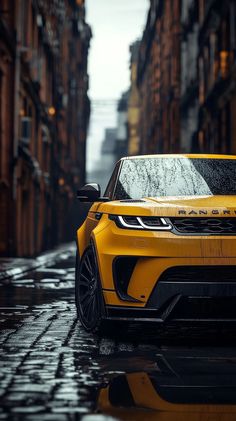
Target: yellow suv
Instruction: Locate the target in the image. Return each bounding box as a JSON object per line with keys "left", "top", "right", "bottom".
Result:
{"left": 76, "top": 154, "right": 236, "bottom": 331}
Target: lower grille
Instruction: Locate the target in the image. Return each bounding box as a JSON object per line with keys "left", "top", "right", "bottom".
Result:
{"left": 147, "top": 266, "right": 236, "bottom": 318}
{"left": 170, "top": 217, "right": 236, "bottom": 235}
{"left": 159, "top": 266, "right": 236, "bottom": 283}
{"left": 171, "top": 296, "right": 236, "bottom": 320}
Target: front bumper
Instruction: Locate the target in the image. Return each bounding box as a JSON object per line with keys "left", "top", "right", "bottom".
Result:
{"left": 92, "top": 215, "right": 236, "bottom": 320}
{"left": 106, "top": 290, "right": 236, "bottom": 323}
{"left": 105, "top": 297, "right": 236, "bottom": 323}
{"left": 105, "top": 268, "right": 236, "bottom": 322}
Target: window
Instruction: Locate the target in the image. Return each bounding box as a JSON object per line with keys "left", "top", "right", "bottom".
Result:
{"left": 114, "top": 157, "right": 236, "bottom": 199}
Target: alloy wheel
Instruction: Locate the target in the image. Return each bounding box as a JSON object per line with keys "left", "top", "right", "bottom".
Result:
{"left": 76, "top": 247, "right": 101, "bottom": 331}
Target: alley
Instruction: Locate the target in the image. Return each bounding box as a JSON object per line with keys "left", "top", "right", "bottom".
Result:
{"left": 1, "top": 0, "right": 236, "bottom": 419}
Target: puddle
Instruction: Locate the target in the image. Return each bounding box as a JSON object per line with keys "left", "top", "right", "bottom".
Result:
{"left": 79, "top": 347, "right": 236, "bottom": 420}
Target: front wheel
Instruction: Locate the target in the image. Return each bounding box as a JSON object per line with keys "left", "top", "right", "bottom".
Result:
{"left": 75, "top": 246, "right": 104, "bottom": 332}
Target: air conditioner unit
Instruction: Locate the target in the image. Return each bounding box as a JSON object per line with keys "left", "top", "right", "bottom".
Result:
{"left": 20, "top": 116, "right": 32, "bottom": 146}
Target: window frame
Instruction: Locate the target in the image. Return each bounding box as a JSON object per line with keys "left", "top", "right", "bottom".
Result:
{"left": 104, "top": 160, "right": 123, "bottom": 200}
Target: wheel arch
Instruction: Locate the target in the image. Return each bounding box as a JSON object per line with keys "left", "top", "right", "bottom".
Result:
{"left": 76, "top": 220, "right": 88, "bottom": 260}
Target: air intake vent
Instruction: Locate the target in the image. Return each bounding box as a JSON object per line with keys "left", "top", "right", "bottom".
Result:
{"left": 159, "top": 266, "right": 236, "bottom": 283}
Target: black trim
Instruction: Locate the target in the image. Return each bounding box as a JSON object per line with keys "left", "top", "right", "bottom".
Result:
{"left": 153, "top": 265, "right": 236, "bottom": 284}
{"left": 104, "top": 160, "right": 122, "bottom": 200}
{"left": 105, "top": 296, "right": 236, "bottom": 322}
{"left": 119, "top": 199, "right": 146, "bottom": 203}
{"left": 112, "top": 160, "right": 123, "bottom": 200}
{"left": 112, "top": 256, "right": 142, "bottom": 303}
{"left": 106, "top": 306, "right": 161, "bottom": 321}
{"left": 147, "top": 280, "right": 236, "bottom": 310}
{"left": 108, "top": 376, "right": 135, "bottom": 407}
{"left": 95, "top": 212, "right": 102, "bottom": 220}
{"left": 145, "top": 266, "right": 236, "bottom": 321}
{"left": 90, "top": 240, "right": 107, "bottom": 319}
{"left": 169, "top": 217, "right": 236, "bottom": 236}
{"left": 75, "top": 238, "right": 80, "bottom": 260}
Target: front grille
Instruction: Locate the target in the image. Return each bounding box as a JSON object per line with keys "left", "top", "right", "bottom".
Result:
{"left": 159, "top": 266, "right": 236, "bottom": 283}
{"left": 170, "top": 217, "right": 236, "bottom": 235}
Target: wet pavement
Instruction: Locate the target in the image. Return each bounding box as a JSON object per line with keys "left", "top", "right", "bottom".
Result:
{"left": 1, "top": 245, "right": 236, "bottom": 420}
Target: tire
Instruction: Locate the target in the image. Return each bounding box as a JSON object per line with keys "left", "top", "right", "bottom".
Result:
{"left": 75, "top": 246, "right": 105, "bottom": 332}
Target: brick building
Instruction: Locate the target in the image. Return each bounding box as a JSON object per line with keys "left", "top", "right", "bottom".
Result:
{"left": 137, "top": 0, "right": 181, "bottom": 154}
{"left": 180, "top": 0, "right": 199, "bottom": 152}
{"left": 135, "top": 0, "right": 236, "bottom": 156}
{"left": 0, "top": 0, "right": 91, "bottom": 257}
{"left": 197, "top": 0, "right": 236, "bottom": 153}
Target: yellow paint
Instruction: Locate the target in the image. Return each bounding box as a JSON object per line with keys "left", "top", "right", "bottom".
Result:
{"left": 120, "top": 153, "right": 236, "bottom": 160}
{"left": 76, "top": 154, "right": 236, "bottom": 307}
{"left": 97, "top": 372, "right": 236, "bottom": 420}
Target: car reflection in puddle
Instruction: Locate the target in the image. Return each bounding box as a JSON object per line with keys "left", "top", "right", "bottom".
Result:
{"left": 90, "top": 348, "right": 236, "bottom": 421}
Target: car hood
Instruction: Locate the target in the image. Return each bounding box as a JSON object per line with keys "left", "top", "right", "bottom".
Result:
{"left": 96, "top": 195, "right": 236, "bottom": 217}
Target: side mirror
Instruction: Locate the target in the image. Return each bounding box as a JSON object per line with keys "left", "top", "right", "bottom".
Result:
{"left": 77, "top": 183, "right": 109, "bottom": 202}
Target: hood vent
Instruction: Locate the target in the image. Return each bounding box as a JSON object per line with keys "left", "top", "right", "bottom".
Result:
{"left": 119, "top": 199, "right": 146, "bottom": 203}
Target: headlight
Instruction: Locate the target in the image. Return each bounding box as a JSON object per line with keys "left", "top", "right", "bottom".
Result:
{"left": 109, "top": 215, "right": 172, "bottom": 231}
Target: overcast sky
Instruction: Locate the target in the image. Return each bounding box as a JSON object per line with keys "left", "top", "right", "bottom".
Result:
{"left": 86, "top": 0, "right": 149, "bottom": 172}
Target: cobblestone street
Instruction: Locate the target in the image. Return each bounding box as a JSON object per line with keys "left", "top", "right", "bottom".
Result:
{"left": 0, "top": 246, "right": 99, "bottom": 420}
{"left": 1, "top": 245, "right": 236, "bottom": 420}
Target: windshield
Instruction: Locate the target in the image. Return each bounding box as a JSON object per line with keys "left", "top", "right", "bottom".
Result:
{"left": 114, "top": 158, "right": 236, "bottom": 199}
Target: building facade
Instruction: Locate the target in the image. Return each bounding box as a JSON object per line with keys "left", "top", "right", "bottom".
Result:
{"left": 197, "top": 0, "right": 236, "bottom": 154}
{"left": 180, "top": 0, "right": 199, "bottom": 152}
{"left": 115, "top": 91, "right": 129, "bottom": 161}
{"left": 0, "top": 0, "right": 91, "bottom": 256}
{"left": 135, "top": 0, "right": 236, "bottom": 156}
{"left": 137, "top": 0, "right": 181, "bottom": 154}
{"left": 87, "top": 127, "right": 117, "bottom": 194}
